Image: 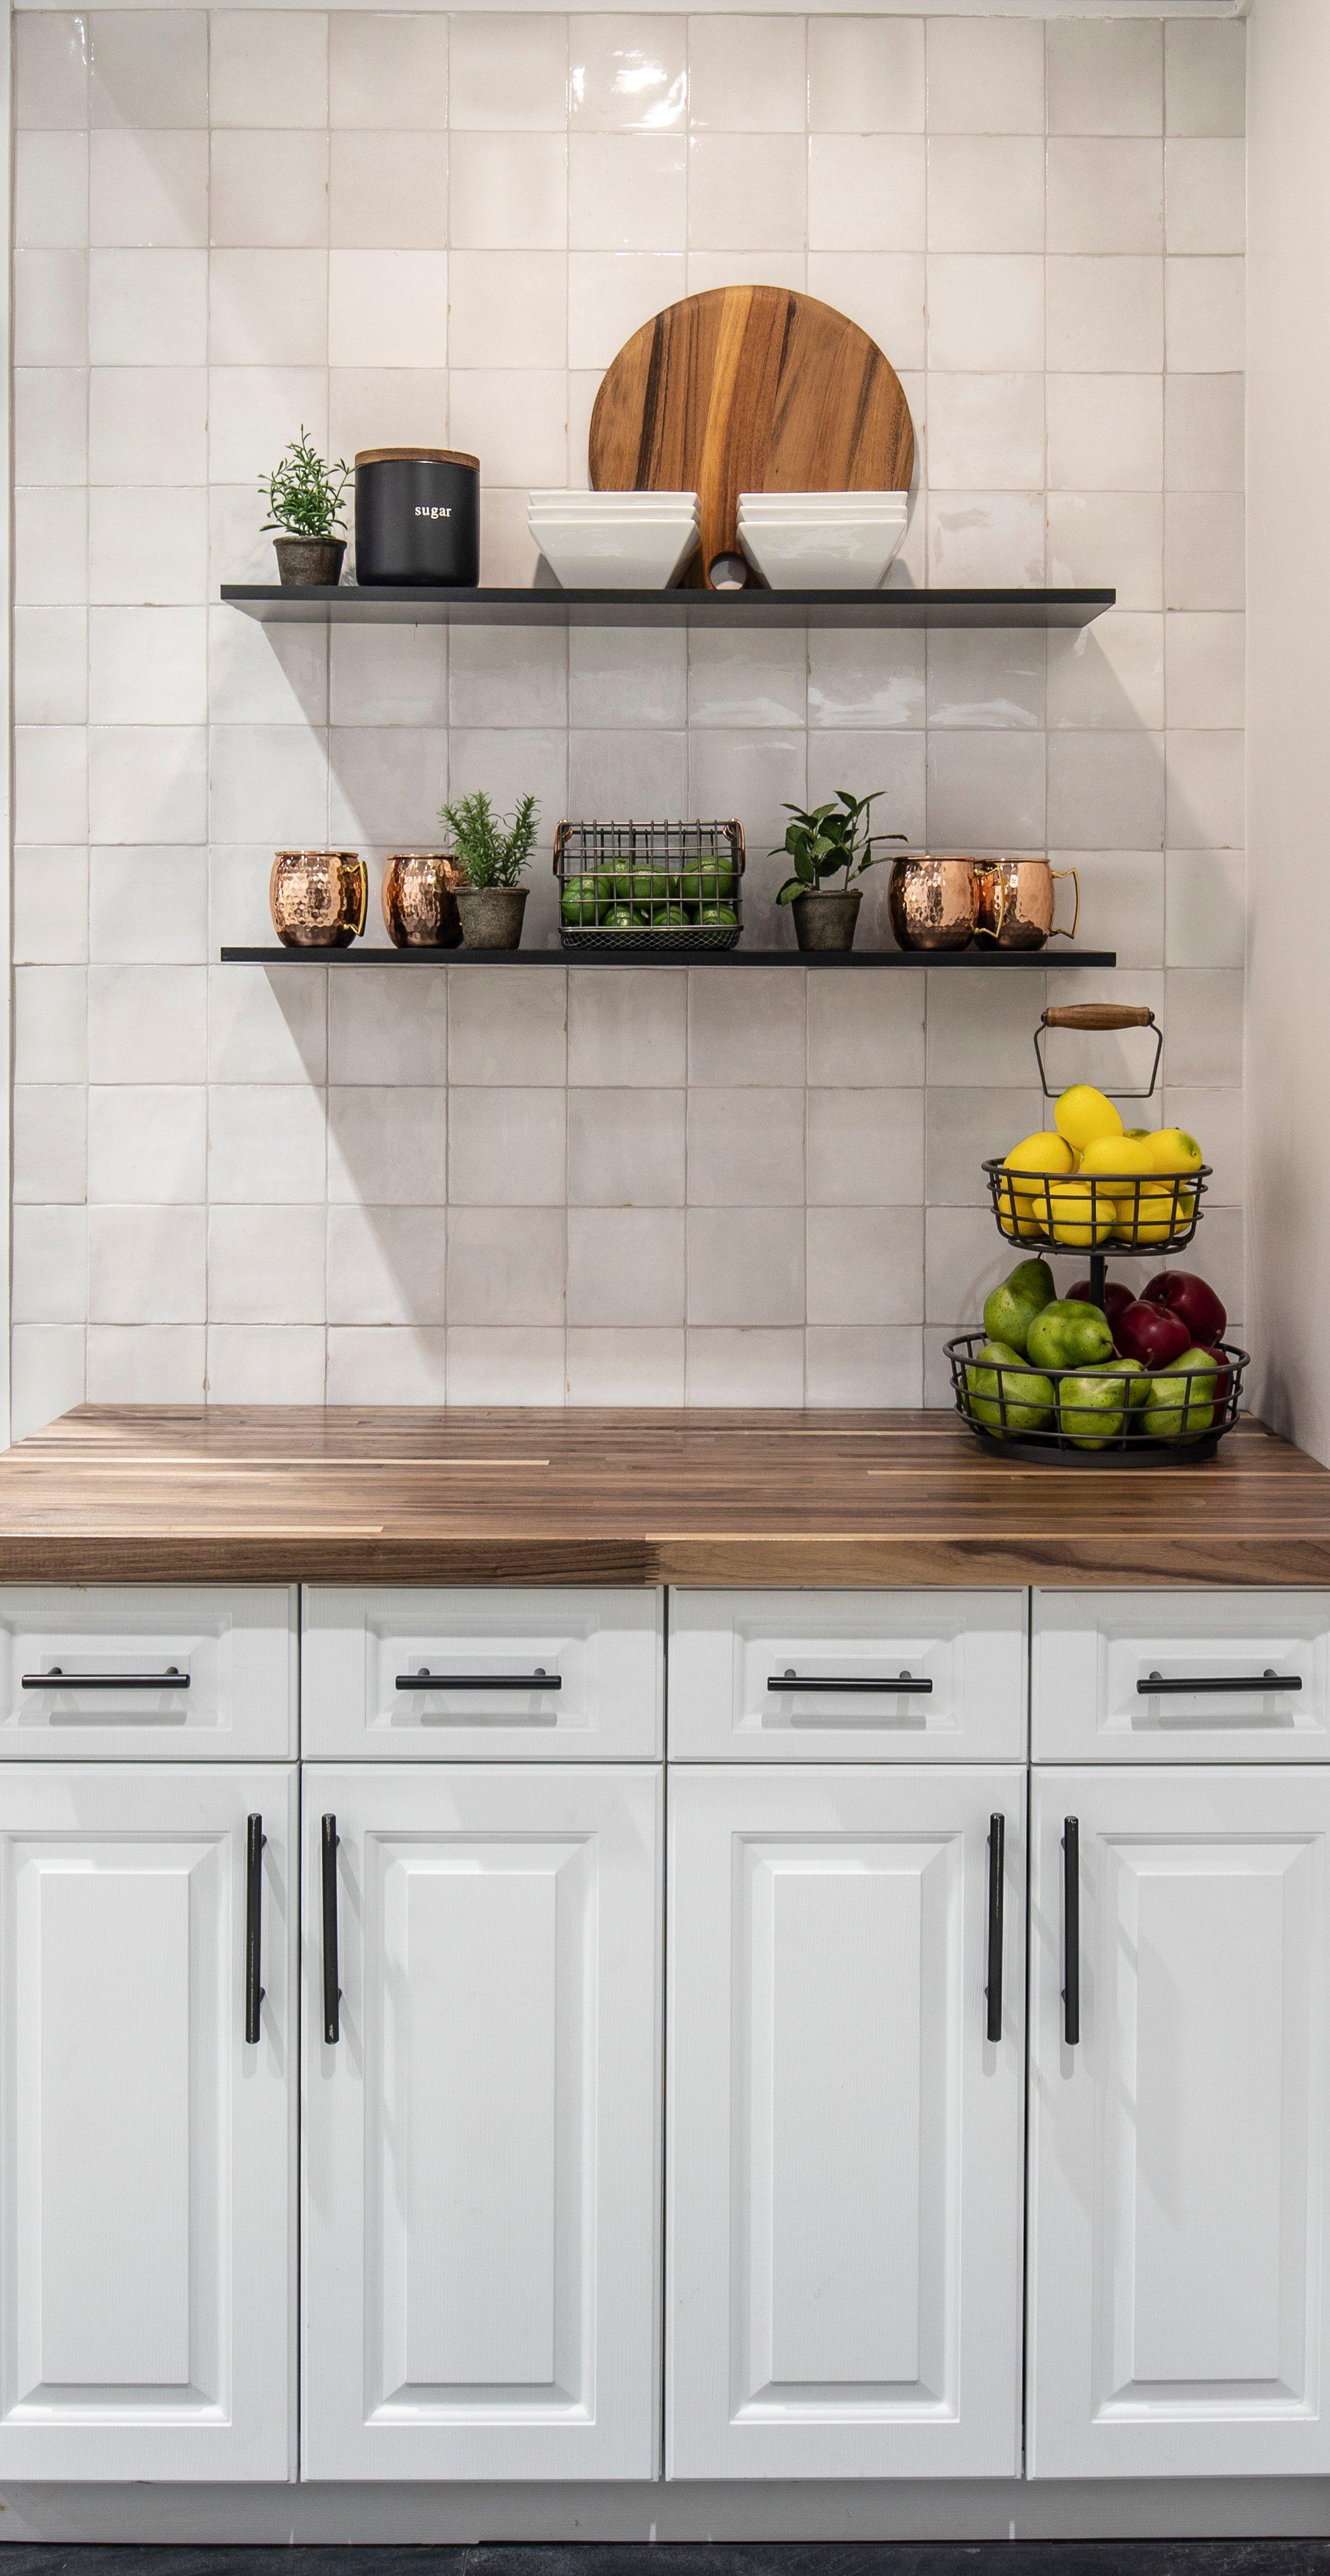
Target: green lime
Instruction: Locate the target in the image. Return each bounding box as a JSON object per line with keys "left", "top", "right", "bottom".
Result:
{"left": 561, "top": 874, "right": 602, "bottom": 923}
{"left": 680, "top": 863, "right": 737, "bottom": 902}
{"left": 599, "top": 905, "right": 646, "bottom": 930}
{"left": 698, "top": 904, "right": 738, "bottom": 928}
{"left": 646, "top": 905, "right": 689, "bottom": 929}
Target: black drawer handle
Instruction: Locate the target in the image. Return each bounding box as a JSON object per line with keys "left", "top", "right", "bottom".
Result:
{"left": 245, "top": 1814, "right": 265, "bottom": 2045}
{"left": 1138, "top": 1670, "right": 1303, "bottom": 1695}
{"left": 395, "top": 1668, "right": 561, "bottom": 1691}
{"left": 1062, "top": 1816, "right": 1080, "bottom": 2048}
{"left": 22, "top": 1666, "right": 190, "bottom": 1689}
{"left": 321, "top": 1814, "right": 341, "bottom": 2045}
{"left": 766, "top": 1670, "right": 933, "bottom": 1694}
{"left": 985, "top": 1812, "right": 1005, "bottom": 2044}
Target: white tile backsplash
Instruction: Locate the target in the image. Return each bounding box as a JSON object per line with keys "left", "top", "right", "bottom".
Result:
{"left": 8, "top": 4, "right": 1247, "bottom": 1420}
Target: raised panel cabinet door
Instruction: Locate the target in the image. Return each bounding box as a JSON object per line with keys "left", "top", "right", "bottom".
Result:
{"left": 667, "top": 1766, "right": 1026, "bottom": 2478}
{"left": 1028, "top": 1767, "right": 1330, "bottom": 2478}
{"left": 0, "top": 1764, "right": 297, "bottom": 2481}
{"left": 302, "top": 1763, "right": 662, "bottom": 2480}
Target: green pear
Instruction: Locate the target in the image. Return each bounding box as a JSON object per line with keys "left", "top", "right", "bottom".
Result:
{"left": 983, "top": 1257, "right": 1057, "bottom": 1356}
{"left": 965, "top": 1339, "right": 1055, "bottom": 1436}
{"left": 1059, "top": 1370, "right": 1131, "bottom": 1451}
{"left": 1103, "top": 1355, "right": 1150, "bottom": 1410}
{"left": 1143, "top": 1346, "right": 1219, "bottom": 1442}
{"left": 1027, "top": 1298, "right": 1115, "bottom": 1371}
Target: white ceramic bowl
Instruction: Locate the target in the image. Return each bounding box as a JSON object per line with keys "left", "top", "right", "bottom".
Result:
{"left": 738, "top": 491, "right": 909, "bottom": 516}
{"left": 530, "top": 516, "right": 702, "bottom": 588}
{"left": 736, "top": 514, "right": 909, "bottom": 591}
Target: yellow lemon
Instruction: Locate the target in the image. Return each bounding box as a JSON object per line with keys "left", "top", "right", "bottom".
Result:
{"left": 1148, "top": 1126, "right": 1204, "bottom": 1175}
{"left": 1045, "top": 1178, "right": 1114, "bottom": 1249}
{"left": 1004, "top": 1130, "right": 1077, "bottom": 1177}
{"left": 1119, "top": 1177, "right": 1188, "bottom": 1246}
{"left": 1000, "top": 1133, "right": 1074, "bottom": 1239}
{"left": 1054, "top": 1085, "right": 1123, "bottom": 1153}
{"left": 1078, "top": 1133, "right": 1156, "bottom": 1180}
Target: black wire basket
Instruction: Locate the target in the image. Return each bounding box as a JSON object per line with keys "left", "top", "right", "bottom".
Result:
{"left": 947, "top": 1332, "right": 1250, "bottom": 1465}
{"left": 554, "top": 819, "right": 744, "bottom": 953}
{"left": 983, "top": 1160, "right": 1210, "bottom": 1258}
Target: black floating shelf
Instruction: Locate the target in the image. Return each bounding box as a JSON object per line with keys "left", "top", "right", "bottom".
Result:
{"left": 220, "top": 584, "right": 1115, "bottom": 631}
{"left": 221, "top": 946, "right": 1119, "bottom": 970}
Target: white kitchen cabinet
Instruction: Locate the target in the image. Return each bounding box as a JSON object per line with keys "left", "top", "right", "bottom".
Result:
{"left": 1033, "top": 1590, "right": 1330, "bottom": 1762}
{"left": 667, "top": 1764, "right": 1026, "bottom": 2479}
{"left": 1028, "top": 1766, "right": 1330, "bottom": 2479}
{"left": 0, "top": 1585, "right": 297, "bottom": 1761}
{"left": 301, "top": 1762, "right": 662, "bottom": 2480}
{"left": 0, "top": 1764, "right": 297, "bottom": 2480}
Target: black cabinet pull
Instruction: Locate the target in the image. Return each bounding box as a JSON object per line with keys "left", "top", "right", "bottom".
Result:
{"left": 766, "top": 1670, "right": 933, "bottom": 1694}
{"left": 1062, "top": 1816, "right": 1080, "bottom": 2047}
{"left": 985, "top": 1812, "right": 1005, "bottom": 2043}
{"left": 245, "top": 1813, "right": 265, "bottom": 2045}
{"left": 395, "top": 1668, "right": 561, "bottom": 1692}
{"left": 321, "top": 1814, "right": 341, "bottom": 2045}
{"left": 22, "top": 1665, "right": 190, "bottom": 1690}
{"left": 1138, "top": 1669, "right": 1302, "bottom": 1695}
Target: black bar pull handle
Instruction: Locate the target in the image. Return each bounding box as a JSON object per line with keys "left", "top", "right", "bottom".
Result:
{"left": 985, "top": 1812, "right": 1005, "bottom": 2043}
{"left": 1138, "top": 1669, "right": 1302, "bottom": 1695}
{"left": 1062, "top": 1816, "right": 1080, "bottom": 2047}
{"left": 22, "top": 1665, "right": 190, "bottom": 1690}
{"left": 245, "top": 1813, "right": 265, "bottom": 2045}
{"left": 766, "top": 1669, "right": 933, "bottom": 1694}
{"left": 321, "top": 1814, "right": 341, "bottom": 2045}
{"left": 395, "top": 1668, "right": 561, "bottom": 1692}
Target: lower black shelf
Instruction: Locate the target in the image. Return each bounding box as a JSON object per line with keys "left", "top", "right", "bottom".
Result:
{"left": 220, "top": 945, "right": 1119, "bottom": 969}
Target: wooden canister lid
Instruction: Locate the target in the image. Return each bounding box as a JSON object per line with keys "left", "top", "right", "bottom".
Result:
{"left": 355, "top": 447, "right": 480, "bottom": 469}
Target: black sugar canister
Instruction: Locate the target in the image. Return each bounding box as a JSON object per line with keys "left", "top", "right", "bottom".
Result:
{"left": 354, "top": 447, "right": 480, "bottom": 586}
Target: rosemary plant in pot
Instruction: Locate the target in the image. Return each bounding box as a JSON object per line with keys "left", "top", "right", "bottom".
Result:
{"left": 261, "top": 430, "right": 351, "bottom": 588}
{"left": 441, "top": 791, "right": 539, "bottom": 949}
{"left": 773, "top": 791, "right": 905, "bottom": 952}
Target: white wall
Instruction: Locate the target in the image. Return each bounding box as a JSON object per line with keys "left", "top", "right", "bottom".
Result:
{"left": 1246, "top": 0, "right": 1330, "bottom": 1462}
{"left": 9, "top": 7, "right": 1248, "bottom": 1428}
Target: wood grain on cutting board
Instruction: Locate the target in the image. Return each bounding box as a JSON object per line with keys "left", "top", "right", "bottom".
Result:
{"left": 588, "top": 283, "right": 916, "bottom": 590}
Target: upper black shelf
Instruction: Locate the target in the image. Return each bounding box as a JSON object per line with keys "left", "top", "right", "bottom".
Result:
{"left": 220, "top": 584, "right": 1116, "bottom": 631}
{"left": 221, "top": 945, "right": 1119, "bottom": 970}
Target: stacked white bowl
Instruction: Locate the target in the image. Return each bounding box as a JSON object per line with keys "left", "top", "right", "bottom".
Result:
{"left": 737, "top": 490, "right": 910, "bottom": 591}
{"left": 528, "top": 490, "right": 700, "bottom": 590}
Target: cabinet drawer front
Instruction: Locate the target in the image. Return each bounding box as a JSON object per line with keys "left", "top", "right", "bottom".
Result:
{"left": 0, "top": 1587, "right": 297, "bottom": 1760}
{"left": 668, "top": 1590, "right": 1026, "bottom": 1760}
{"left": 1033, "top": 1590, "right": 1330, "bottom": 1762}
{"left": 302, "top": 1587, "right": 663, "bottom": 1758}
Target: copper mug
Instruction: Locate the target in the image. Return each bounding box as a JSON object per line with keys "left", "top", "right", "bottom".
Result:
{"left": 382, "top": 851, "right": 467, "bottom": 950}
{"left": 270, "top": 850, "right": 367, "bottom": 948}
{"left": 887, "top": 855, "right": 978, "bottom": 951}
{"left": 974, "top": 857, "right": 1081, "bottom": 951}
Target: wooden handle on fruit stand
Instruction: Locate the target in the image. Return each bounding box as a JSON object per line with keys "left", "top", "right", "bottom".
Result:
{"left": 1042, "top": 1005, "right": 1155, "bottom": 1032}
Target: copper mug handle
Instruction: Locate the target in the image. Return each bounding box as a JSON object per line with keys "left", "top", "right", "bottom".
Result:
{"left": 971, "top": 860, "right": 1005, "bottom": 944}
{"left": 1048, "top": 865, "right": 1081, "bottom": 942}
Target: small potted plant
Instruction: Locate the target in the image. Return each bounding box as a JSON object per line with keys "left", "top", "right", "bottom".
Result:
{"left": 440, "top": 790, "right": 539, "bottom": 950}
{"left": 773, "top": 790, "right": 906, "bottom": 952}
{"left": 261, "top": 429, "right": 352, "bottom": 588}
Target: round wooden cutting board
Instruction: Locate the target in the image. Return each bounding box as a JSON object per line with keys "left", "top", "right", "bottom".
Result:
{"left": 588, "top": 283, "right": 916, "bottom": 590}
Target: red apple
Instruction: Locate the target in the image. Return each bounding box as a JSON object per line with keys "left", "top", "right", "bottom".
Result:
{"left": 1068, "top": 1279, "right": 1134, "bottom": 1325}
{"left": 1203, "top": 1343, "right": 1234, "bottom": 1409}
{"left": 1114, "top": 1297, "right": 1194, "bottom": 1370}
{"left": 1142, "top": 1270, "right": 1227, "bottom": 1345}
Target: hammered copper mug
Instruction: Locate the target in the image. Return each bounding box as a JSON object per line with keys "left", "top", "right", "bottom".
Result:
{"left": 270, "top": 850, "right": 367, "bottom": 948}
{"left": 887, "top": 855, "right": 978, "bottom": 951}
{"left": 974, "top": 856, "right": 1081, "bottom": 951}
{"left": 382, "top": 851, "right": 466, "bottom": 949}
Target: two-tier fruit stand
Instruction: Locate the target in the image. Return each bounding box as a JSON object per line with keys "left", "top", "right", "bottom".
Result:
{"left": 947, "top": 1002, "right": 1250, "bottom": 1463}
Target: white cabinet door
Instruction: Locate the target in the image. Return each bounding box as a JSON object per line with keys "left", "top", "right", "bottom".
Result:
{"left": 1028, "top": 1766, "right": 1330, "bottom": 2479}
{"left": 0, "top": 1764, "right": 296, "bottom": 2480}
{"left": 302, "top": 1763, "right": 662, "bottom": 2480}
{"left": 668, "top": 1766, "right": 1026, "bottom": 2479}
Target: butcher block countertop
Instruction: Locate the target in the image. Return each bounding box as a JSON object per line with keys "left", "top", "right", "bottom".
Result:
{"left": 0, "top": 1404, "right": 1328, "bottom": 1588}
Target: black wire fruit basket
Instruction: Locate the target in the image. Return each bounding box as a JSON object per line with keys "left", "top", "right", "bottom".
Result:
{"left": 555, "top": 819, "right": 744, "bottom": 953}
{"left": 946, "top": 1332, "right": 1250, "bottom": 1466}
{"left": 952, "top": 1001, "right": 1246, "bottom": 1466}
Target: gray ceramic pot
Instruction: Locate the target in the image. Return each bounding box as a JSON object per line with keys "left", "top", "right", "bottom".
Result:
{"left": 456, "top": 886, "right": 528, "bottom": 951}
{"left": 791, "top": 888, "right": 862, "bottom": 952}
{"left": 273, "top": 535, "right": 346, "bottom": 588}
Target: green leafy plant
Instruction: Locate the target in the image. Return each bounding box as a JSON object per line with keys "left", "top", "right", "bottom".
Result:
{"left": 773, "top": 790, "right": 906, "bottom": 905}
{"left": 440, "top": 791, "right": 540, "bottom": 889}
{"left": 260, "top": 429, "right": 351, "bottom": 539}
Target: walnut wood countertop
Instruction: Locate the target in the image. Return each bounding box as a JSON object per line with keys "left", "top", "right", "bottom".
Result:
{"left": 0, "top": 1404, "right": 1327, "bottom": 1589}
